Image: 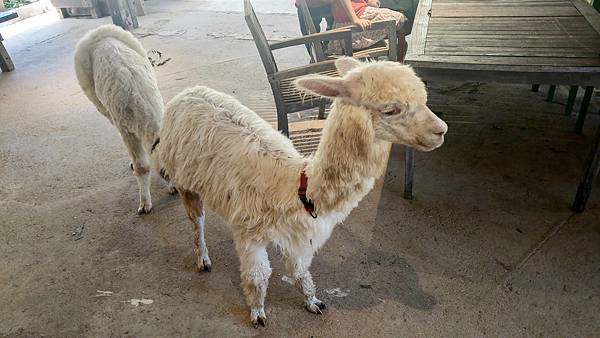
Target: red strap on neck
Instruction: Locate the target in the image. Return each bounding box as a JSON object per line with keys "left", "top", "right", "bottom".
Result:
{"left": 298, "top": 169, "right": 317, "bottom": 218}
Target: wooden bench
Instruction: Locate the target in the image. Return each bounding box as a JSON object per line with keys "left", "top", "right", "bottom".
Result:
{"left": 0, "top": 11, "right": 18, "bottom": 72}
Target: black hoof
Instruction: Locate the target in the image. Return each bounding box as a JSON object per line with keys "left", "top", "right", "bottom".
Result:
{"left": 252, "top": 316, "right": 266, "bottom": 328}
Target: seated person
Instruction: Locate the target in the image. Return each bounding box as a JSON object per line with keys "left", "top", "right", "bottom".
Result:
{"left": 328, "top": 0, "right": 407, "bottom": 60}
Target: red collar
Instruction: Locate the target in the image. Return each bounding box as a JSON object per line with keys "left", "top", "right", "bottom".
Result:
{"left": 298, "top": 168, "right": 317, "bottom": 218}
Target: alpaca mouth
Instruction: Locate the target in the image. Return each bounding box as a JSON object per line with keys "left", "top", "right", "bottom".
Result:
{"left": 415, "top": 137, "right": 444, "bottom": 152}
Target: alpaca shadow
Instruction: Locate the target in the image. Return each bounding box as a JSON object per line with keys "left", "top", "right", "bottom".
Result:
{"left": 318, "top": 230, "right": 437, "bottom": 312}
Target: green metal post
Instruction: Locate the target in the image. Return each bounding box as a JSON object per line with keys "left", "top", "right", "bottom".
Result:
{"left": 565, "top": 86, "right": 579, "bottom": 116}
{"left": 575, "top": 86, "right": 594, "bottom": 134}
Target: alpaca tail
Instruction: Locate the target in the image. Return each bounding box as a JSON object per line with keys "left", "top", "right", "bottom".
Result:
{"left": 73, "top": 24, "right": 148, "bottom": 115}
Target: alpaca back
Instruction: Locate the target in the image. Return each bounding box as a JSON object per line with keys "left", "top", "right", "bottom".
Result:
{"left": 159, "top": 86, "right": 305, "bottom": 228}
{"left": 74, "top": 25, "right": 163, "bottom": 145}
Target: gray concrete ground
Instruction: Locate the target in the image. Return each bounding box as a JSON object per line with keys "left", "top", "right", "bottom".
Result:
{"left": 1, "top": 1, "right": 599, "bottom": 336}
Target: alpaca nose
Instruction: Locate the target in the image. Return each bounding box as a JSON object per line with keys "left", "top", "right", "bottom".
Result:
{"left": 432, "top": 121, "right": 448, "bottom": 136}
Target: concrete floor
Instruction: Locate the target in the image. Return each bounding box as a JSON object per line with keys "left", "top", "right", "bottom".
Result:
{"left": 1, "top": 1, "right": 599, "bottom": 336}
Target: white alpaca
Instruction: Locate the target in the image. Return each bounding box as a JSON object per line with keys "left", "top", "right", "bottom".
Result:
{"left": 158, "top": 58, "right": 447, "bottom": 327}
{"left": 74, "top": 24, "right": 171, "bottom": 214}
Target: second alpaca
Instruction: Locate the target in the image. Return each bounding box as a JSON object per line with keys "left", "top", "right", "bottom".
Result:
{"left": 74, "top": 25, "right": 172, "bottom": 214}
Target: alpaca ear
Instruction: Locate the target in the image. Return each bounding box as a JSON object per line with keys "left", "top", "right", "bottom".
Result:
{"left": 335, "top": 57, "right": 361, "bottom": 76}
{"left": 295, "top": 75, "right": 360, "bottom": 100}
{"left": 295, "top": 75, "right": 352, "bottom": 98}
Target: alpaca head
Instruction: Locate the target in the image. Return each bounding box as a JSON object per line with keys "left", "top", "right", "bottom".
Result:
{"left": 295, "top": 57, "right": 447, "bottom": 152}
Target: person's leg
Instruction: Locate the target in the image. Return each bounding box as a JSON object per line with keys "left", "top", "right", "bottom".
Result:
{"left": 325, "top": 14, "right": 334, "bottom": 31}
{"left": 379, "top": 0, "right": 415, "bottom": 34}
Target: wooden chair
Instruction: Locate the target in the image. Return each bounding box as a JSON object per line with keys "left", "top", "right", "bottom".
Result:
{"left": 296, "top": 0, "right": 402, "bottom": 63}
{"left": 244, "top": 0, "right": 353, "bottom": 137}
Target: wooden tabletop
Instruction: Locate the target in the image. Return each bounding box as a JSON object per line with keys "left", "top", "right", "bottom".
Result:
{"left": 405, "top": 0, "right": 600, "bottom": 86}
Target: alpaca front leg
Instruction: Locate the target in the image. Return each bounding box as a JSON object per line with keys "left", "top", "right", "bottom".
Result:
{"left": 286, "top": 254, "right": 326, "bottom": 314}
{"left": 236, "top": 240, "right": 271, "bottom": 327}
{"left": 133, "top": 170, "right": 152, "bottom": 214}
{"left": 180, "top": 190, "right": 211, "bottom": 272}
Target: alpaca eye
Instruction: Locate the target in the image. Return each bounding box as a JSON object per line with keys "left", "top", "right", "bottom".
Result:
{"left": 381, "top": 107, "right": 399, "bottom": 116}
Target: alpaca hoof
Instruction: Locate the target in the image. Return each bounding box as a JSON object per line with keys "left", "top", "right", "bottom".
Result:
{"left": 137, "top": 204, "right": 152, "bottom": 215}
{"left": 129, "top": 162, "right": 134, "bottom": 171}
{"left": 196, "top": 258, "right": 212, "bottom": 272}
{"left": 168, "top": 185, "right": 178, "bottom": 195}
{"left": 250, "top": 310, "right": 266, "bottom": 328}
{"left": 305, "top": 298, "right": 326, "bottom": 315}
{"left": 252, "top": 316, "right": 266, "bottom": 328}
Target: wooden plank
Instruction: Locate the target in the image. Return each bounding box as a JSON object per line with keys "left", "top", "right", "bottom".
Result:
{"left": 435, "top": 0, "right": 569, "bottom": 2}
{"left": 429, "top": 18, "right": 592, "bottom": 28}
{"left": 407, "top": 0, "right": 432, "bottom": 56}
{"left": 573, "top": 0, "right": 600, "bottom": 34}
{"left": 426, "top": 38, "right": 600, "bottom": 48}
{"left": 50, "top": 0, "right": 92, "bottom": 8}
{"left": 433, "top": 1, "right": 573, "bottom": 7}
{"left": 288, "top": 119, "right": 326, "bottom": 133}
{"left": 431, "top": 16, "right": 588, "bottom": 23}
{"left": 271, "top": 59, "right": 337, "bottom": 81}
{"left": 430, "top": 18, "right": 596, "bottom": 28}
{"left": 431, "top": 6, "right": 581, "bottom": 17}
{"left": 425, "top": 46, "right": 598, "bottom": 57}
{"left": 428, "top": 33, "right": 598, "bottom": 39}
{"left": 405, "top": 54, "right": 600, "bottom": 67}
{"left": 428, "top": 30, "right": 596, "bottom": 36}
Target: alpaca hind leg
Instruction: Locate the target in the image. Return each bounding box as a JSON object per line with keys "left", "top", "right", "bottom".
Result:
{"left": 121, "top": 132, "right": 152, "bottom": 214}
{"left": 157, "top": 166, "right": 177, "bottom": 195}
{"left": 180, "top": 190, "right": 211, "bottom": 272}
{"left": 285, "top": 253, "right": 326, "bottom": 314}
{"left": 236, "top": 239, "right": 271, "bottom": 327}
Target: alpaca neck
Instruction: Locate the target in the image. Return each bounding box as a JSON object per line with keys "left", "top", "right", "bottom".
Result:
{"left": 307, "top": 101, "right": 390, "bottom": 213}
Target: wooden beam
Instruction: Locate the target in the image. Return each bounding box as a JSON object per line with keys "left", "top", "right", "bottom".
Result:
{"left": 108, "top": 0, "right": 138, "bottom": 29}
{"left": 0, "top": 34, "right": 15, "bottom": 72}
{"left": 408, "top": 0, "right": 432, "bottom": 56}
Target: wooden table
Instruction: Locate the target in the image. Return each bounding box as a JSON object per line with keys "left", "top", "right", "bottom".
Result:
{"left": 405, "top": 0, "right": 600, "bottom": 211}
{"left": 0, "top": 11, "right": 17, "bottom": 72}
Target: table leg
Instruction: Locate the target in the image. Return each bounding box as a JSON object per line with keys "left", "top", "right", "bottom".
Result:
{"left": 572, "top": 125, "right": 600, "bottom": 212}
{"left": 565, "top": 85, "right": 579, "bottom": 116}
{"left": 546, "top": 85, "right": 556, "bottom": 102}
{"left": 404, "top": 147, "right": 415, "bottom": 200}
{"left": 0, "top": 34, "right": 14, "bottom": 72}
{"left": 575, "top": 86, "right": 594, "bottom": 134}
